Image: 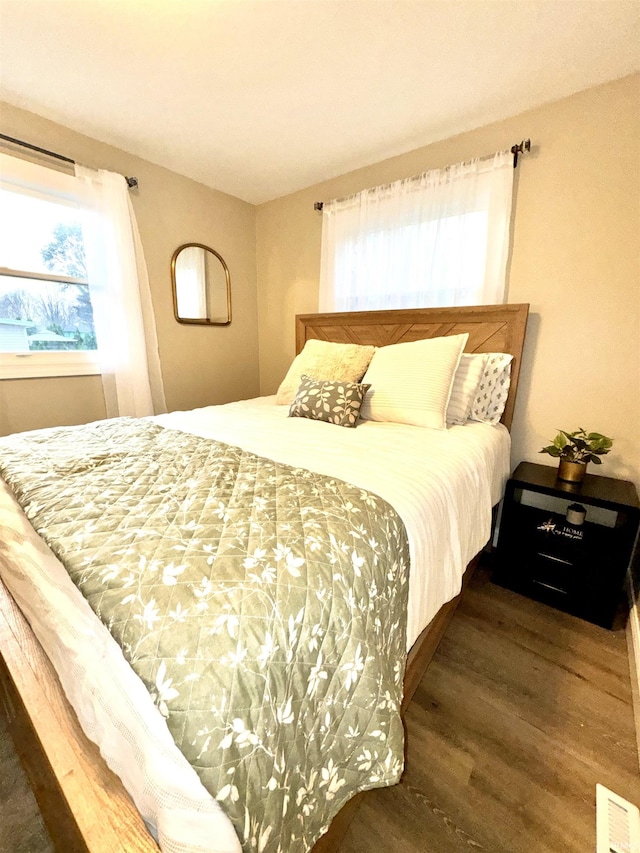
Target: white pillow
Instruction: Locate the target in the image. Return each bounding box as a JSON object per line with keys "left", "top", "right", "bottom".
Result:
{"left": 359, "top": 333, "right": 469, "bottom": 429}
{"left": 446, "top": 352, "right": 489, "bottom": 426}
{"left": 468, "top": 353, "right": 514, "bottom": 424}
{"left": 276, "top": 339, "right": 375, "bottom": 405}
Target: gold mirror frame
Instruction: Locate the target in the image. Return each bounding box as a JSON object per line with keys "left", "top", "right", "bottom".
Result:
{"left": 171, "top": 243, "right": 232, "bottom": 326}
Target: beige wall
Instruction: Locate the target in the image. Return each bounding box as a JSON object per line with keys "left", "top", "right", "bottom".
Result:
{"left": 0, "top": 102, "right": 259, "bottom": 435}
{"left": 256, "top": 74, "right": 640, "bottom": 488}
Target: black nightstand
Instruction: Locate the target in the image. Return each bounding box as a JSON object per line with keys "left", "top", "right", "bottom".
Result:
{"left": 493, "top": 461, "right": 640, "bottom": 629}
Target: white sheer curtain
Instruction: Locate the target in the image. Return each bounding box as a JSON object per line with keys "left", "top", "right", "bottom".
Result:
{"left": 75, "top": 166, "right": 166, "bottom": 418}
{"left": 318, "top": 151, "right": 514, "bottom": 312}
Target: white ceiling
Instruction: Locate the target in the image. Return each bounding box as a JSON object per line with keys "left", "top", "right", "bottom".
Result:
{"left": 0, "top": 0, "right": 638, "bottom": 204}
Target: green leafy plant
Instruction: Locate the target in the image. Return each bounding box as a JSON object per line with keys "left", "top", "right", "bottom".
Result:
{"left": 540, "top": 428, "right": 613, "bottom": 465}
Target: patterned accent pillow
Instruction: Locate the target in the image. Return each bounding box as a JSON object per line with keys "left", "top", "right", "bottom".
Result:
{"left": 288, "top": 375, "right": 371, "bottom": 428}
{"left": 468, "top": 353, "right": 513, "bottom": 424}
{"left": 276, "top": 340, "right": 375, "bottom": 405}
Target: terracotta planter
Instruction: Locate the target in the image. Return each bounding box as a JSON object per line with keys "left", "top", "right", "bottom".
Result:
{"left": 557, "top": 459, "right": 587, "bottom": 483}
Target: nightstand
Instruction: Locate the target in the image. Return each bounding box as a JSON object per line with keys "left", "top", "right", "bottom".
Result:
{"left": 493, "top": 461, "right": 640, "bottom": 629}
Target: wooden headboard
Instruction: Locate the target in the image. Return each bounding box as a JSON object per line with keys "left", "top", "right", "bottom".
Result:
{"left": 295, "top": 304, "right": 529, "bottom": 431}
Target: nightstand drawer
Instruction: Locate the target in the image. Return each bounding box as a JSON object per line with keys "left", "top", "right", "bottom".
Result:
{"left": 530, "top": 551, "right": 575, "bottom": 595}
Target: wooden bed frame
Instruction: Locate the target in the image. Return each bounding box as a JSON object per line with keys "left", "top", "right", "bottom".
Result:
{"left": 0, "top": 304, "right": 529, "bottom": 853}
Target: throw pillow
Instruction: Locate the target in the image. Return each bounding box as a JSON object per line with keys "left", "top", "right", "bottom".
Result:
{"left": 288, "top": 375, "right": 371, "bottom": 428}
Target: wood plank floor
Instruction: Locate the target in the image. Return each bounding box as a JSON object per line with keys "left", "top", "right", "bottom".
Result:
{"left": 340, "top": 562, "right": 640, "bottom": 852}
{"left": 2, "top": 560, "right": 638, "bottom": 852}
{"left": 0, "top": 712, "right": 52, "bottom": 853}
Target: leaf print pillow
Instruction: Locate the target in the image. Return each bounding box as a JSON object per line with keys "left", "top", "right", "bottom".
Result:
{"left": 468, "top": 353, "right": 513, "bottom": 424}
{"left": 288, "top": 375, "right": 371, "bottom": 428}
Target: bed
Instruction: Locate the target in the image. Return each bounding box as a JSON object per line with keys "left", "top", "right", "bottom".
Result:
{"left": 0, "top": 304, "right": 528, "bottom": 853}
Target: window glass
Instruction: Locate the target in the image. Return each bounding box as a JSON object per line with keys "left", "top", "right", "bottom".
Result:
{"left": 334, "top": 211, "right": 487, "bottom": 312}
{"left": 0, "top": 185, "right": 97, "bottom": 355}
{"left": 1, "top": 188, "right": 83, "bottom": 274}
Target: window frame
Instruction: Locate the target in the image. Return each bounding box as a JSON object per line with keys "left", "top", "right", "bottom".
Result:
{"left": 0, "top": 152, "right": 100, "bottom": 380}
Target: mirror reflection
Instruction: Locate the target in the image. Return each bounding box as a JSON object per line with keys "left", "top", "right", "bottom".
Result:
{"left": 171, "top": 243, "right": 231, "bottom": 326}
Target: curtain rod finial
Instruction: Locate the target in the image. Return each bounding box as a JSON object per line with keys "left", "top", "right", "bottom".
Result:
{"left": 511, "top": 139, "right": 531, "bottom": 168}
{"left": 126, "top": 176, "right": 139, "bottom": 189}
{"left": 314, "top": 201, "right": 323, "bottom": 211}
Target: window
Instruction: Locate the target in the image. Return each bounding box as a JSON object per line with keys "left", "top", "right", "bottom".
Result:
{"left": 332, "top": 211, "right": 488, "bottom": 312}
{"left": 319, "top": 151, "right": 514, "bottom": 313}
{"left": 0, "top": 153, "right": 99, "bottom": 379}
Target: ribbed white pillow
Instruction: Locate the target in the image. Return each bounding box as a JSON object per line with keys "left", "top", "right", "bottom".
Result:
{"left": 360, "top": 333, "right": 469, "bottom": 429}
{"left": 276, "top": 339, "right": 375, "bottom": 405}
{"left": 446, "top": 352, "right": 489, "bottom": 426}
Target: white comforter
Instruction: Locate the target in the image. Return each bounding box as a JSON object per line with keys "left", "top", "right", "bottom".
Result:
{"left": 0, "top": 396, "right": 510, "bottom": 853}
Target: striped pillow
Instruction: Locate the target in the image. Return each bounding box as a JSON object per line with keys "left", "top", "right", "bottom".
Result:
{"left": 360, "top": 333, "right": 469, "bottom": 429}
{"left": 446, "top": 352, "right": 489, "bottom": 426}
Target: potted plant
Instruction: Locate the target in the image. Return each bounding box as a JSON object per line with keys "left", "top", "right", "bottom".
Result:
{"left": 540, "top": 428, "right": 613, "bottom": 483}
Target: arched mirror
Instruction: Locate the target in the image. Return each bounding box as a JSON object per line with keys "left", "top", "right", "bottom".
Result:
{"left": 171, "top": 243, "right": 231, "bottom": 326}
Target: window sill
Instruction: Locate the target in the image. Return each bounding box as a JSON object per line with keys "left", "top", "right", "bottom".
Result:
{"left": 0, "top": 351, "right": 101, "bottom": 380}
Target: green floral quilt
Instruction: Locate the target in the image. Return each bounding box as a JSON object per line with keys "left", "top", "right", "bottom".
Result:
{"left": 0, "top": 417, "right": 410, "bottom": 852}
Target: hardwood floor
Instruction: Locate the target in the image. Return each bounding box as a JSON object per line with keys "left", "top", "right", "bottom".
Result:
{"left": 0, "top": 712, "right": 52, "bottom": 853}
{"left": 340, "top": 562, "right": 640, "bottom": 852}
{"left": 3, "top": 560, "right": 638, "bottom": 852}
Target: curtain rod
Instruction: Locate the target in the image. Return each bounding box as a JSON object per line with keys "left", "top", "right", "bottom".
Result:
{"left": 313, "top": 138, "right": 532, "bottom": 211}
{"left": 0, "top": 132, "right": 139, "bottom": 189}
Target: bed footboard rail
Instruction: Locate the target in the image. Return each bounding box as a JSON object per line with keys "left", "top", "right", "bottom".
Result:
{"left": 0, "top": 576, "right": 157, "bottom": 853}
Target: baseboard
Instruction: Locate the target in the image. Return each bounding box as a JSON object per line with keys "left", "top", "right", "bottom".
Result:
{"left": 626, "top": 573, "right": 640, "bottom": 769}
